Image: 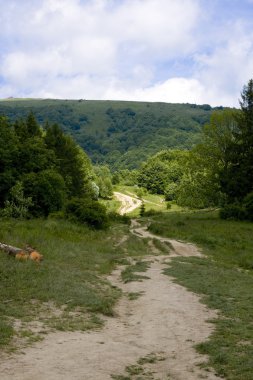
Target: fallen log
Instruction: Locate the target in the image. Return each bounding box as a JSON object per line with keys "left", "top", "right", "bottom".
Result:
{"left": 0, "top": 242, "right": 23, "bottom": 256}
{"left": 0, "top": 242, "right": 43, "bottom": 262}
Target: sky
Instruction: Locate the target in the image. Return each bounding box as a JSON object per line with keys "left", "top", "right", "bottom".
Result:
{"left": 0, "top": 0, "right": 253, "bottom": 106}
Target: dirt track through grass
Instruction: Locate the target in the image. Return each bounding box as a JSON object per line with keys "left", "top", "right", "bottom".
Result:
{"left": 0, "top": 220, "right": 221, "bottom": 380}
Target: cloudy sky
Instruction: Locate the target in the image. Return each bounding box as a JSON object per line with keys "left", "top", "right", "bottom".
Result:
{"left": 0, "top": 0, "right": 253, "bottom": 106}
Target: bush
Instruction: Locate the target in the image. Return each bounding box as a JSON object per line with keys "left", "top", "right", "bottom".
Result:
{"left": 166, "top": 202, "right": 172, "bottom": 210}
{"left": 243, "top": 192, "right": 253, "bottom": 221}
{"left": 1, "top": 181, "right": 33, "bottom": 218}
{"left": 143, "top": 209, "right": 163, "bottom": 217}
{"left": 65, "top": 198, "right": 109, "bottom": 229}
{"left": 107, "top": 211, "right": 130, "bottom": 224}
{"left": 22, "top": 170, "right": 66, "bottom": 217}
{"left": 220, "top": 204, "right": 247, "bottom": 221}
{"left": 139, "top": 202, "right": 145, "bottom": 217}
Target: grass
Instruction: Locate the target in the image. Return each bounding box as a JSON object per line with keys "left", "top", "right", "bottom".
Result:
{"left": 0, "top": 217, "right": 144, "bottom": 349}
{"left": 148, "top": 210, "right": 253, "bottom": 269}
{"left": 127, "top": 291, "right": 144, "bottom": 300}
{"left": 111, "top": 352, "right": 166, "bottom": 380}
{"left": 113, "top": 185, "right": 180, "bottom": 217}
{"left": 148, "top": 210, "right": 253, "bottom": 380}
{"left": 121, "top": 260, "right": 150, "bottom": 283}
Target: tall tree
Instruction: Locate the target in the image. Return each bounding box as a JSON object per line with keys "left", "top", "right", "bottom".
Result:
{"left": 221, "top": 79, "right": 253, "bottom": 201}
{"left": 0, "top": 117, "right": 19, "bottom": 206}
{"left": 45, "top": 124, "right": 92, "bottom": 197}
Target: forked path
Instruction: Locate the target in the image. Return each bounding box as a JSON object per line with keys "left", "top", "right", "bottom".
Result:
{"left": 0, "top": 221, "right": 220, "bottom": 380}
{"left": 114, "top": 191, "right": 142, "bottom": 214}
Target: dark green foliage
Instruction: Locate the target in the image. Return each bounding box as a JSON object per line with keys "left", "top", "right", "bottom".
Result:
{"left": 0, "top": 99, "right": 216, "bottom": 170}
{"left": 220, "top": 192, "right": 253, "bottom": 221}
{"left": 138, "top": 149, "right": 187, "bottom": 195}
{"left": 175, "top": 109, "right": 238, "bottom": 209}
{"left": 65, "top": 198, "right": 109, "bottom": 229}
{"left": 45, "top": 123, "right": 92, "bottom": 198}
{"left": 1, "top": 181, "right": 33, "bottom": 218}
{"left": 0, "top": 114, "right": 93, "bottom": 218}
{"left": 243, "top": 192, "right": 253, "bottom": 221}
{"left": 26, "top": 112, "right": 42, "bottom": 137}
{"left": 22, "top": 170, "right": 66, "bottom": 217}
{"left": 139, "top": 202, "right": 145, "bottom": 217}
{"left": 219, "top": 204, "right": 247, "bottom": 221}
{"left": 93, "top": 165, "right": 113, "bottom": 199}
{"left": 221, "top": 79, "right": 253, "bottom": 203}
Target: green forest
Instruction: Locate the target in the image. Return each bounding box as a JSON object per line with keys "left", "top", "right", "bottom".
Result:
{"left": 0, "top": 98, "right": 222, "bottom": 170}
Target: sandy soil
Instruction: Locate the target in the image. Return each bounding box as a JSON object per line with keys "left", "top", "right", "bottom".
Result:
{"left": 0, "top": 221, "right": 220, "bottom": 380}
{"left": 114, "top": 192, "right": 142, "bottom": 214}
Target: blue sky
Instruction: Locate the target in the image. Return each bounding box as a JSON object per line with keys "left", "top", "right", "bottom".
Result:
{"left": 0, "top": 0, "right": 253, "bottom": 106}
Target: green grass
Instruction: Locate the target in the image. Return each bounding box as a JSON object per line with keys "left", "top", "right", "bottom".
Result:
{"left": 148, "top": 211, "right": 253, "bottom": 380}
{"left": 0, "top": 217, "right": 143, "bottom": 349}
{"left": 148, "top": 210, "right": 253, "bottom": 269}
{"left": 121, "top": 260, "right": 150, "bottom": 283}
{"left": 111, "top": 352, "right": 166, "bottom": 380}
{"left": 113, "top": 185, "right": 180, "bottom": 217}
{"left": 127, "top": 291, "right": 144, "bottom": 300}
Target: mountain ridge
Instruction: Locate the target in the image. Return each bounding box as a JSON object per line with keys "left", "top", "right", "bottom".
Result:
{"left": 0, "top": 98, "right": 225, "bottom": 170}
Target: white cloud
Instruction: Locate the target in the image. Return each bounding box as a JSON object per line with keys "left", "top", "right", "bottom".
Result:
{"left": 103, "top": 77, "right": 205, "bottom": 104}
{"left": 0, "top": 0, "right": 253, "bottom": 106}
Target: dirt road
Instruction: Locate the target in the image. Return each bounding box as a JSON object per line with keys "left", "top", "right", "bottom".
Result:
{"left": 0, "top": 221, "right": 220, "bottom": 380}
{"left": 114, "top": 192, "right": 142, "bottom": 214}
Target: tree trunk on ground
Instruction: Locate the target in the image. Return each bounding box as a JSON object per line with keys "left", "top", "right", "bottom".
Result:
{"left": 0, "top": 242, "right": 23, "bottom": 256}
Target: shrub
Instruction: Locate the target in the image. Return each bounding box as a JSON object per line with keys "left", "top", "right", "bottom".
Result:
{"left": 220, "top": 204, "right": 247, "bottom": 221}
{"left": 243, "top": 192, "right": 253, "bottom": 221}
{"left": 107, "top": 211, "right": 130, "bottom": 224}
{"left": 65, "top": 198, "right": 109, "bottom": 229}
{"left": 1, "top": 181, "right": 33, "bottom": 218}
{"left": 139, "top": 202, "right": 145, "bottom": 217}
{"left": 22, "top": 170, "right": 66, "bottom": 217}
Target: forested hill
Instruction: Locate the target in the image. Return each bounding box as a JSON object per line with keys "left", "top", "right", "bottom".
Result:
{"left": 0, "top": 99, "right": 223, "bottom": 170}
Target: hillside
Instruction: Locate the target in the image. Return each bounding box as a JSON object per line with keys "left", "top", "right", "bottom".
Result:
{"left": 0, "top": 99, "right": 222, "bottom": 170}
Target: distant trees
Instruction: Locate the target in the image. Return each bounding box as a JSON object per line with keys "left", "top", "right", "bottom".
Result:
{"left": 175, "top": 109, "right": 238, "bottom": 208}
{"left": 93, "top": 165, "right": 113, "bottom": 199}
{"left": 136, "top": 94, "right": 251, "bottom": 211}
{"left": 138, "top": 150, "right": 187, "bottom": 195}
{"left": 175, "top": 79, "right": 253, "bottom": 216}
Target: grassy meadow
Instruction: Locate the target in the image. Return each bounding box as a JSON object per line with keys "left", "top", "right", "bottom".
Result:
{"left": 1, "top": 206, "right": 253, "bottom": 380}
{"left": 0, "top": 217, "right": 151, "bottom": 350}
{"left": 148, "top": 211, "right": 253, "bottom": 380}
{"left": 113, "top": 185, "right": 181, "bottom": 216}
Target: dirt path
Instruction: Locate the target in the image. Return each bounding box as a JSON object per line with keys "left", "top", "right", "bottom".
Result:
{"left": 0, "top": 221, "right": 220, "bottom": 380}
{"left": 114, "top": 191, "right": 142, "bottom": 214}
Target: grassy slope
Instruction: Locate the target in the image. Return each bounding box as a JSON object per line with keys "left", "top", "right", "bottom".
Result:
{"left": 1, "top": 210, "right": 253, "bottom": 378}
{"left": 148, "top": 211, "right": 253, "bottom": 380}
{"left": 0, "top": 217, "right": 151, "bottom": 349}
{"left": 0, "top": 99, "right": 215, "bottom": 169}
{"left": 114, "top": 185, "right": 181, "bottom": 216}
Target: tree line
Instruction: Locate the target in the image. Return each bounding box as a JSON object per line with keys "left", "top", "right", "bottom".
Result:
{"left": 0, "top": 113, "right": 112, "bottom": 228}
{"left": 132, "top": 79, "right": 253, "bottom": 220}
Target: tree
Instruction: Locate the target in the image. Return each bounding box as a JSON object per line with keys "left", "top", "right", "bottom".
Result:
{"left": 93, "top": 165, "right": 113, "bottom": 199}
{"left": 26, "top": 112, "right": 42, "bottom": 137}
{"left": 175, "top": 110, "right": 238, "bottom": 208}
{"left": 45, "top": 124, "right": 92, "bottom": 198}
{"left": 2, "top": 181, "right": 33, "bottom": 218}
{"left": 0, "top": 117, "right": 19, "bottom": 206}
{"left": 137, "top": 150, "right": 187, "bottom": 195}
{"left": 220, "top": 79, "right": 253, "bottom": 201}
{"left": 22, "top": 170, "right": 66, "bottom": 217}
